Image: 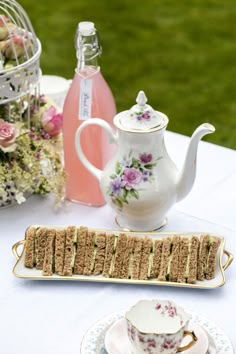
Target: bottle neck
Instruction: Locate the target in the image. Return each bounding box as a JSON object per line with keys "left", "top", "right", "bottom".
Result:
{"left": 77, "top": 55, "right": 99, "bottom": 72}
{"left": 76, "top": 30, "right": 102, "bottom": 73}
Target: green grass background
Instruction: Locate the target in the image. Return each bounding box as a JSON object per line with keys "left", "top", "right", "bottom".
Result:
{"left": 20, "top": 0, "right": 236, "bottom": 149}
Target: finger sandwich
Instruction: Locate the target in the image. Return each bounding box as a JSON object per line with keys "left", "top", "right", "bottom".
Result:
{"left": 23, "top": 227, "right": 221, "bottom": 284}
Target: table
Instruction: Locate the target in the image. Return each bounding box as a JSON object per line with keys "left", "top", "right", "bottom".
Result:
{"left": 0, "top": 131, "right": 235, "bottom": 354}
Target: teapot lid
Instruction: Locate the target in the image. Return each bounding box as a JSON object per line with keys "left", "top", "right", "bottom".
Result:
{"left": 114, "top": 91, "right": 168, "bottom": 132}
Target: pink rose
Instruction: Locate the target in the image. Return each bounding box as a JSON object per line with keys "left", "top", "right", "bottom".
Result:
{"left": 141, "top": 111, "right": 151, "bottom": 120}
{"left": 123, "top": 168, "right": 142, "bottom": 189}
{"left": 0, "top": 15, "right": 16, "bottom": 41}
{"left": 3, "top": 34, "right": 28, "bottom": 59}
{"left": 0, "top": 119, "right": 20, "bottom": 152}
{"left": 42, "top": 106, "right": 62, "bottom": 137}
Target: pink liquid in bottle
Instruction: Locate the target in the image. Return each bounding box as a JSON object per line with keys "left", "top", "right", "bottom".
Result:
{"left": 63, "top": 67, "right": 116, "bottom": 206}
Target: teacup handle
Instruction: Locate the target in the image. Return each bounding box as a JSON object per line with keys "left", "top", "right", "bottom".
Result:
{"left": 176, "top": 330, "right": 198, "bottom": 352}
{"left": 74, "top": 118, "right": 118, "bottom": 182}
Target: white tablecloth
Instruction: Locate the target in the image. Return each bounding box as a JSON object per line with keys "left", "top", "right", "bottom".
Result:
{"left": 0, "top": 131, "right": 235, "bottom": 354}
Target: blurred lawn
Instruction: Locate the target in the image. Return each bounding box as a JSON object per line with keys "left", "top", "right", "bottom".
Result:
{"left": 20, "top": 0, "right": 236, "bottom": 149}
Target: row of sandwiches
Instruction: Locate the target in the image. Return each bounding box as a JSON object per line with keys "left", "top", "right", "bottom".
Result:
{"left": 24, "top": 226, "right": 221, "bottom": 283}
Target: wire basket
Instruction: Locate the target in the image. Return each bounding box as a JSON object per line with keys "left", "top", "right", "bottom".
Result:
{"left": 0, "top": 0, "right": 41, "bottom": 126}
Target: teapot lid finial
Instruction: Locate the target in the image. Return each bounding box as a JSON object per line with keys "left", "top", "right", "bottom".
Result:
{"left": 136, "top": 91, "right": 147, "bottom": 106}
{"left": 114, "top": 90, "right": 169, "bottom": 132}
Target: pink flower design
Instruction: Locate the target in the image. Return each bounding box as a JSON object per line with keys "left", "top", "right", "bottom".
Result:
{"left": 147, "top": 338, "right": 156, "bottom": 348}
{"left": 0, "top": 119, "right": 20, "bottom": 152}
{"left": 108, "top": 149, "right": 160, "bottom": 209}
{"left": 135, "top": 110, "right": 151, "bottom": 121}
{"left": 128, "top": 325, "right": 136, "bottom": 341}
{"left": 42, "top": 106, "right": 62, "bottom": 137}
{"left": 164, "top": 303, "right": 177, "bottom": 317}
{"left": 123, "top": 168, "right": 142, "bottom": 189}
{"left": 158, "top": 301, "right": 178, "bottom": 318}
{"left": 142, "top": 111, "right": 151, "bottom": 120}
{"left": 139, "top": 153, "right": 152, "bottom": 164}
{"left": 138, "top": 334, "right": 145, "bottom": 343}
{"left": 162, "top": 338, "right": 178, "bottom": 350}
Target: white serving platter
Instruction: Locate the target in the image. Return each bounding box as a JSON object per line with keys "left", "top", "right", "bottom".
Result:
{"left": 12, "top": 228, "right": 233, "bottom": 289}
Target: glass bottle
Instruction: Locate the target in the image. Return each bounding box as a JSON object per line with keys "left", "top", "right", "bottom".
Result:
{"left": 63, "top": 21, "right": 116, "bottom": 206}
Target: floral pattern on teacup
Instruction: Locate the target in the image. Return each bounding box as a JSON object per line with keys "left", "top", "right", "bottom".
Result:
{"left": 107, "top": 150, "right": 162, "bottom": 209}
{"left": 127, "top": 320, "right": 184, "bottom": 354}
{"left": 155, "top": 301, "right": 185, "bottom": 326}
{"left": 155, "top": 301, "right": 177, "bottom": 317}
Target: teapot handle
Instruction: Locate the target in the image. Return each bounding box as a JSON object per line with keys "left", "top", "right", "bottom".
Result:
{"left": 74, "top": 118, "right": 118, "bottom": 182}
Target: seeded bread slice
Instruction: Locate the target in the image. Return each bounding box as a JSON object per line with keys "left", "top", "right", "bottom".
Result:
{"left": 157, "top": 237, "right": 171, "bottom": 281}
{"left": 112, "top": 233, "right": 127, "bottom": 278}
{"left": 177, "top": 237, "right": 189, "bottom": 283}
{"left": 139, "top": 237, "right": 152, "bottom": 280}
{"left": 187, "top": 236, "right": 199, "bottom": 284}
{"left": 131, "top": 237, "right": 143, "bottom": 280}
{"left": 103, "top": 234, "right": 115, "bottom": 277}
{"left": 205, "top": 237, "right": 220, "bottom": 280}
{"left": 35, "top": 227, "right": 47, "bottom": 270}
{"left": 74, "top": 227, "right": 87, "bottom": 275}
{"left": 197, "top": 235, "right": 209, "bottom": 281}
{"left": 169, "top": 236, "right": 180, "bottom": 282}
{"left": 43, "top": 229, "right": 56, "bottom": 276}
{"left": 83, "top": 231, "right": 96, "bottom": 275}
{"left": 121, "top": 236, "right": 135, "bottom": 279}
{"left": 150, "top": 240, "right": 163, "bottom": 278}
{"left": 24, "top": 226, "right": 36, "bottom": 268}
{"left": 63, "top": 226, "right": 76, "bottom": 276}
{"left": 93, "top": 233, "right": 106, "bottom": 275}
{"left": 55, "top": 229, "right": 66, "bottom": 275}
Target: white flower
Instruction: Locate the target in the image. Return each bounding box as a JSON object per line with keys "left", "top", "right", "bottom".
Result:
{"left": 15, "top": 192, "right": 26, "bottom": 204}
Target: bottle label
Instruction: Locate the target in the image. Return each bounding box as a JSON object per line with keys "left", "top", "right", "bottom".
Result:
{"left": 79, "top": 79, "right": 92, "bottom": 120}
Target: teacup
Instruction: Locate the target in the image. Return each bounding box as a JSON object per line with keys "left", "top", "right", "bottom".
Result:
{"left": 125, "top": 299, "right": 197, "bottom": 354}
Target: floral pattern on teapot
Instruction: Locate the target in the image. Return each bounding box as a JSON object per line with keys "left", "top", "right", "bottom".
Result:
{"left": 75, "top": 90, "right": 215, "bottom": 231}
{"left": 106, "top": 150, "right": 162, "bottom": 209}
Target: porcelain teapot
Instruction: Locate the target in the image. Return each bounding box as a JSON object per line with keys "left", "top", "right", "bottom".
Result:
{"left": 75, "top": 91, "right": 215, "bottom": 231}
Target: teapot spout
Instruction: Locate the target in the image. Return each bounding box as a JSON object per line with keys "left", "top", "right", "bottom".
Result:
{"left": 176, "top": 123, "right": 215, "bottom": 202}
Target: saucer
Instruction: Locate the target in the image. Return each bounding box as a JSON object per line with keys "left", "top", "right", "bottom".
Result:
{"left": 182, "top": 323, "right": 210, "bottom": 354}
{"left": 105, "top": 319, "right": 210, "bottom": 354}
{"left": 80, "top": 311, "right": 233, "bottom": 354}
{"left": 104, "top": 318, "right": 132, "bottom": 354}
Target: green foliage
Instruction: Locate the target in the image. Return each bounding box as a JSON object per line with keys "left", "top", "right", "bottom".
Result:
{"left": 115, "top": 161, "right": 122, "bottom": 175}
{"left": 20, "top": 0, "right": 236, "bottom": 149}
{"left": 130, "top": 189, "right": 139, "bottom": 200}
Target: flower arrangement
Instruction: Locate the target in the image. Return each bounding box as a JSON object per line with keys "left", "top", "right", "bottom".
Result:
{"left": 0, "top": 13, "right": 65, "bottom": 208}
{"left": 0, "top": 95, "right": 65, "bottom": 208}
{"left": 107, "top": 151, "right": 162, "bottom": 209}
